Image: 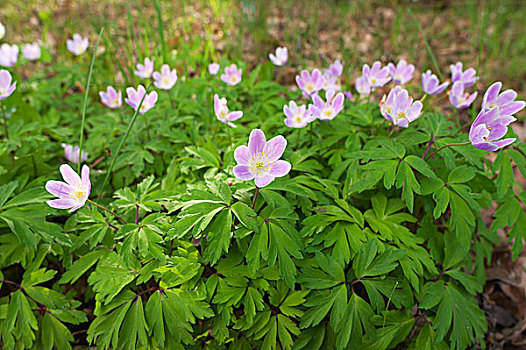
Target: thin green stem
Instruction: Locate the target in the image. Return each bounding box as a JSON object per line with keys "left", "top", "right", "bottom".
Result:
{"left": 410, "top": 9, "right": 443, "bottom": 81}
{"left": 387, "top": 125, "right": 396, "bottom": 138}
{"left": 87, "top": 199, "right": 127, "bottom": 224}
{"left": 454, "top": 108, "right": 460, "bottom": 128}
{"left": 143, "top": 114, "right": 151, "bottom": 141}
{"left": 295, "top": 128, "right": 301, "bottom": 149}
{"left": 97, "top": 84, "right": 152, "bottom": 199}
{"left": 78, "top": 28, "right": 104, "bottom": 172}
{"left": 425, "top": 141, "right": 470, "bottom": 161}
{"left": 169, "top": 89, "right": 176, "bottom": 110}
{"left": 1, "top": 103, "right": 8, "bottom": 140}
{"left": 251, "top": 187, "right": 260, "bottom": 210}
{"left": 226, "top": 124, "right": 232, "bottom": 146}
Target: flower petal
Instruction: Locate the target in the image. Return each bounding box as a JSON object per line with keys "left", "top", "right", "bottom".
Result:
{"left": 270, "top": 160, "right": 291, "bottom": 177}
{"left": 47, "top": 198, "right": 75, "bottom": 210}
{"left": 255, "top": 174, "right": 274, "bottom": 188}
{"left": 263, "top": 135, "right": 287, "bottom": 162}
{"left": 60, "top": 164, "right": 81, "bottom": 186}
{"left": 233, "top": 165, "right": 255, "bottom": 181}
{"left": 228, "top": 111, "right": 243, "bottom": 121}
{"left": 45, "top": 181, "right": 72, "bottom": 198}
{"left": 248, "top": 129, "right": 266, "bottom": 155}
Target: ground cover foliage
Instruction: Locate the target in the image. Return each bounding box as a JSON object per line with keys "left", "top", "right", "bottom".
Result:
{"left": 0, "top": 5, "right": 526, "bottom": 350}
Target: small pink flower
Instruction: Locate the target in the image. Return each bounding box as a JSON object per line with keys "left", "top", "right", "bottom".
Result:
{"left": 449, "top": 81, "right": 477, "bottom": 109}
{"left": 214, "top": 94, "right": 243, "bottom": 128}
{"left": 99, "top": 86, "right": 122, "bottom": 109}
{"left": 323, "top": 59, "right": 344, "bottom": 78}
{"left": 153, "top": 64, "right": 178, "bottom": 90}
{"left": 450, "top": 62, "right": 478, "bottom": 88}
{"left": 62, "top": 143, "right": 88, "bottom": 164}
{"left": 208, "top": 63, "right": 220, "bottom": 75}
{"left": 0, "top": 69, "right": 16, "bottom": 100}
{"left": 296, "top": 69, "right": 325, "bottom": 97}
{"left": 355, "top": 76, "right": 371, "bottom": 95}
{"left": 309, "top": 90, "right": 345, "bottom": 121}
{"left": 283, "top": 101, "right": 315, "bottom": 128}
{"left": 379, "top": 86, "right": 423, "bottom": 128}
{"left": 269, "top": 47, "right": 288, "bottom": 66}
{"left": 125, "top": 85, "right": 158, "bottom": 114}
{"left": 134, "top": 58, "right": 154, "bottom": 79}
{"left": 233, "top": 129, "right": 291, "bottom": 188}
{"left": 220, "top": 64, "right": 242, "bottom": 86}
{"left": 387, "top": 59, "right": 414, "bottom": 85}
{"left": 363, "top": 61, "right": 391, "bottom": 88}
{"left": 0, "top": 44, "right": 18, "bottom": 67}
{"left": 22, "top": 43, "right": 41, "bottom": 61}
{"left": 45, "top": 164, "right": 91, "bottom": 212}
{"left": 66, "top": 34, "right": 88, "bottom": 56}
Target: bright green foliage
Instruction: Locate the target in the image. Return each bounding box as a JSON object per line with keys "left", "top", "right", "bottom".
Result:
{"left": 0, "top": 53, "right": 524, "bottom": 350}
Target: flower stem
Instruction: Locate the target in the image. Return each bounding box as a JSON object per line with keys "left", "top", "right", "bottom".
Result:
{"left": 425, "top": 141, "right": 470, "bottom": 160}
{"left": 169, "top": 89, "right": 176, "bottom": 110}
{"left": 454, "top": 108, "right": 460, "bottom": 128}
{"left": 143, "top": 114, "right": 151, "bottom": 141}
{"left": 387, "top": 125, "right": 396, "bottom": 138}
{"left": 1, "top": 103, "right": 9, "bottom": 140}
{"left": 295, "top": 128, "right": 301, "bottom": 149}
{"left": 87, "top": 199, "right": 127, "bottom": 224}
{"left": 78, "top": 28, "right": 104, "bottom": 173}
{"left": 251, "top": 187, "right": 260, "bottom": 210}
{"left": 226, "top": 124, "right": 232, "bottom": 146}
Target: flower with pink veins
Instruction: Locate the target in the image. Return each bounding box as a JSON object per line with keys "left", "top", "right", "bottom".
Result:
{"left": 269, "top": 47, "right": 288, "bottom": 66}
{"left": 0, "top": 69, "right": 16, "bottom": 100}
{"left": 220, "top": 64, "right": 242, "bottom": 86}
{"left": 22, "top": 43, "right": 41, "bottom": 61}
{"left": 363, "top": 61, "right": 391, "bottom": 88}
{"left": 355, "top": 76, "right": 371, "bottom": 95}
{"left": 213, "top": 94, "right": 243, "bottom": 128}
{"left": 66, "top": 34, "right": 88, "bottom": 56}
{"left": 153, "top": 64, "right": 178, "bottom": 90}
{"left": 233, "top": 129, "right": 291, "bottom": 188}
{"left": 481, "top": 82, "right": 525, "bottom": 117}
{"left": 62, "top": 143, "right": 88, "bottom": 164}
{"left": 379, "top": 86, "right": 423, "bottom": 128}
{"left": 208, "top": 63, "right": 220, "bottom": 75}
{"left": 125, "top": 85, "right": 158, "bottom": 114}
{"left": 449, "top": 81, "right": 477, "bottom": 109}
{"left": 283, "top": 101, "right": 315, "bottom": 128}
{"left": 450, "top": 62, "right": 478, "bottom": 88}
{"left": 296, "top": 69, "right": 325, "bottom": 97}
{"left": 309, "top": 90, "right": 345, "bottom": 121}
{"left": 99, "top": 86, "right": 122, "bottom": 109}
{"left": 0, "top": 44, "right": 18, "bottom": 67}
{"left": 45, "top": 164, "right": 91, "bottom": 212}
{"left": 387, "top": 59, "right": 415, "bottom": 85}
{"left": 324, "top": 59, "right": 344, "bottom": 78}
{"left": 134, "top": 58, "right": 154, "bottom": 79}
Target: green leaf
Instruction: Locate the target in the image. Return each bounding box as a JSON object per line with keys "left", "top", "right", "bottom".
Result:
{"left": 447, "top": 165, "right": 476, "bottom": 184}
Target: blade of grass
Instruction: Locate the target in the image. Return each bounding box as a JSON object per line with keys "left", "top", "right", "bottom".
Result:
{"left": 78, "top": 28, "right": 104, "bottom": 172}
{"left": 471, "top": 5, "right": 485, "bottom": 120}
{"left": 154, "top": 0, "right": 168, "bottom": 64}
{"left": 409, "top": 9, "right": 443, "bottom": 82}
{"left": 97, "top": 84, "right": 152, "bottom": 199}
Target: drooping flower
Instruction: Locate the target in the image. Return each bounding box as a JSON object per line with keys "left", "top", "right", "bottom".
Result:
{"left": 355, "top": 76, "right": 371, "bottom": 95}
{"left": 125, "top": 85, "right": 158, "bottom": 114}
{"left": 0, "top": 69, "right": 16, "bottom": 101}
{"left": 66, "top": 34, "right": 89, "bottom": 56}
{"left": 208, "top": 63, "right": 220, "bottom": 75}
{"left": 309, "top": 90, "right": 345, "bottom": 121}
{"left": 379, "top": 86, "right": 423, "bottom": 128}
{"left": 324, "top": 59, "right": 344, "bottom": 78}
{"left": 99, "top": 86, "right": 122, "bottom": 109}
{"left": 321, "top": 73, "right": 341, "bottom": 92}
{"left": 449, "top": 81, "right": 477, "bottom": 109}
{"left": 450, "top": 62, "right": 478, "bottom": 88}
{"left": 421, "top": 70, "right": 449, "bottom": 95}
{"left": 469, "top": 106, "right": 516, "bottom": 151}
{"left": 269, "top": 47, "right": 288, "bottom": 66}
{"left": 134, "top": 58, "right": 154, "bottom": 79}
{"left": 220, "top": 64, "right": 242, "bottom": 86}
{"left": 363, "top": 61, "right": 391, "bottom": 88}
{"left": 481, "top": 82, "right": 525, "bottom": 117}
{"left": 0, "top": 23, "right": 5, "bottom": 40}
{"left": 283, "top": 100, "right": 315, "bottom": 128}
{"left": 213, "top": 94, "right": 243, "bottom": 128}
{"left": 22, "top": 43, "right": 41, "bottom": 61}
{"left": 296, "top": 69, "right": 325, "bottom": 97}
{"left": 233, "top": 129, "right": 291, "bottom": 188}
{"left": 0, "top": 44, "right": 18, "bottom": 67}
{"left": 153, "top": 64, "right": 178, "bottom": 90}
{"left": 62, "top": 143, "right": 88, "bottom": 164}
{"left": 45, "top": 164, "right": 91, "bottom": 212}
{"left": 387, "top": 59, "right": 414, "bottom": 85}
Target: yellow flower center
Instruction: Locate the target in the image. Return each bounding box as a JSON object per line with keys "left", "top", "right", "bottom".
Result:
{"left": 249, "top": 152, "right": 272, "bottom": 176}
